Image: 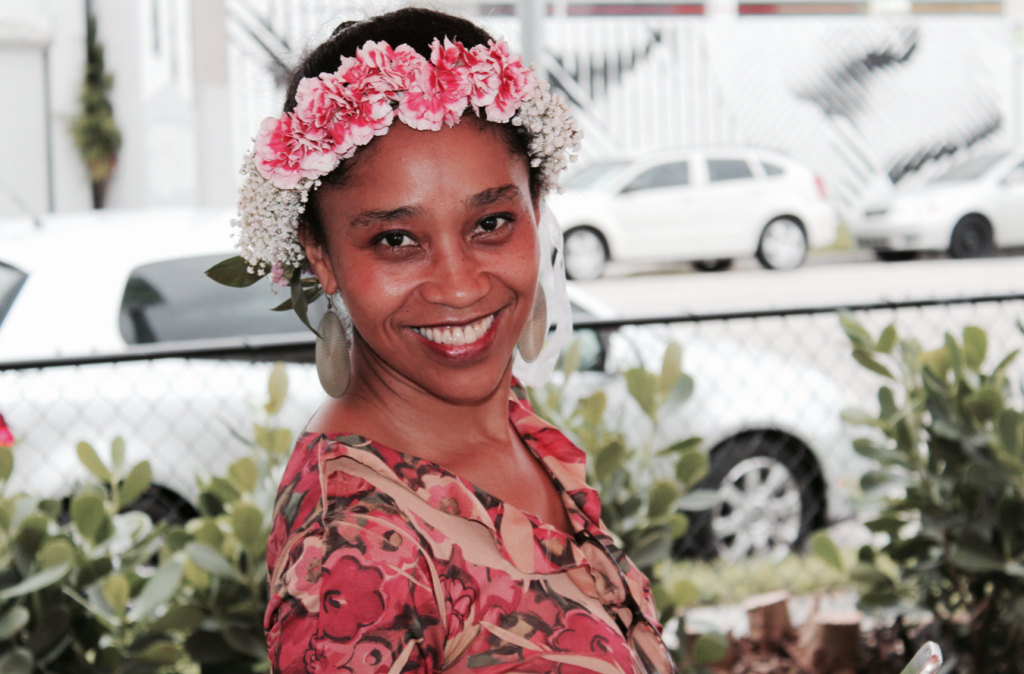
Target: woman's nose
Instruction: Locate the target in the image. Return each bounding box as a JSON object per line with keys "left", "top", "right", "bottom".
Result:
{"left": 419, "top": 240, "right": 490, "bottom": 308}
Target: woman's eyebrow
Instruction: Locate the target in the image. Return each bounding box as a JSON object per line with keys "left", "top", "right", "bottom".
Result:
{"left": 351, "top": 206, "right": 421, "bottom": 228}
{"left": 466, "top": 185, "right": 522, "bottom": 209}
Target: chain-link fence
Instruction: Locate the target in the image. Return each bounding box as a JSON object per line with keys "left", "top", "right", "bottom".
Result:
{"left": 2, "top": 292, "right": 1023, "bottom": 622}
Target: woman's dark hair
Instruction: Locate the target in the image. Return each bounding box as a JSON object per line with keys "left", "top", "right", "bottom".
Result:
{"left": 289, "top": 8, "right": 541, "bottom": 251}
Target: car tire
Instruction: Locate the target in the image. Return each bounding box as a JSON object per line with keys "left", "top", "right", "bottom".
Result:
{"left": 876, "top": 250, "right": 919, "bottom": 262}
{"left": 693, "top": 259, "right": 733, "bottom": 272}
{"left": 756, "top": 217, "right": 807, "bottom": 270}
{"left": 125, "top": 485, "right": 199, "bottom": 525}
{"left": 563, "top": 227, "right": 609, "bottom": 280}
{"left": 674, "top": 431, "right": 823, "bottom": 562}
{"left": 949, "top": 215, "right": 994, "bottom": 259}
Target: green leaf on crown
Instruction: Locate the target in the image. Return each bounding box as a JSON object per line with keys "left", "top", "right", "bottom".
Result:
{"left": 204, "top": 256, "right": 262, "bottom": 288}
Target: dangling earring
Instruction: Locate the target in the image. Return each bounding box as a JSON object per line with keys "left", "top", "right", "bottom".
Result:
{"left": 316, "top": 291, "right": 351, "bottom": 397}
{"left": 517, "top": 284, "right": 547, "bottom": 363}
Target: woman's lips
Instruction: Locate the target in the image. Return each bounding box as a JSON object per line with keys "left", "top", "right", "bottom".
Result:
{"left": 410, "top": 311, "right": 500, "bottom": 359}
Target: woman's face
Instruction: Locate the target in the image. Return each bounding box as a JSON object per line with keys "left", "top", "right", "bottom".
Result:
{"left": 305, "top": 116, "right": 540, "bottom": 404}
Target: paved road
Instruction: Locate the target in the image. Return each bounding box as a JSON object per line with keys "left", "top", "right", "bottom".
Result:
{"left": 575, "top": 252, "right": 1024, "bottom": 317}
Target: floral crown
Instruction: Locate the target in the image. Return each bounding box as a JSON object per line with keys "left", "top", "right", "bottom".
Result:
{"left": 207, "top": 36, "right": 582, "bottom": 331}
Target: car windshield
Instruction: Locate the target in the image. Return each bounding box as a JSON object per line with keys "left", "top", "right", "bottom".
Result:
{"left": 562, "top": 161, "right": 630, "bottom": 190}
{"left": 119, "top": 254, "right": 320, "bottom": 344}
{"left": 932, "top": 153, "right": 1009, "bottom": 182}
{"left": 0, "top": 262, "right": 27, "bottom": 329}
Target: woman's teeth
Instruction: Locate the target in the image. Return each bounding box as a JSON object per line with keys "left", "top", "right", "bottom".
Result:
{"left": 415, "top": 314, "right": 494, "bottom": 346}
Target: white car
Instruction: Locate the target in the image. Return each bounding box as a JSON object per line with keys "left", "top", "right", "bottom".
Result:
{"left": 548, "top": 148, "right": 838, "bottom": 279}
{"left": 0, "top": 209, "right": 860, "bottom": 559}
{"left": 853, "top": 149, "right": 1024, "bottom": 260}
{"left": 566, "top": 291, "right": 863, "bottom": 561}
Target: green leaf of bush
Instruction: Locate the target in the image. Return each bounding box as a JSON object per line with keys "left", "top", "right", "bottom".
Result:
{"left": 963, "top": 325, "right": 987, "bottom": 370}
{"left": 876, "top": 324, "right": 897, "bottom": 353}
{"left": 675, "top": 450, "right": 709, "bottom": 488}
{"left": 660, "top": 342, "right": 682, "bottom": 395}
{"left": 102, "top": 573, "right": 130, "bottom": 616}
{"left": 660, "top": 374, "right": 694, "bottom": 418}
{"left": 839, "top": 313, "right": 873, "bottom": 348}
{"left": 625, "top": 368, "right": 658, "bottom": 420}
{"left": 71, "top": 493, "right": 108, "bottom": 542}
{"left": 676, "top": 489, "right": 717, "bottom": 511}
{"left": 0, "top": 648, "right": 33, "bottom": 674}
{"left": 205, "top": 255, "right": 262, "bottom": 288}
{"left": 228, "top": 458, "right": 258, "bottom": 494}
{"left": 647, "top": 481, "right": 678, "bottom": 519}
{"left": 669, "top": 578, "right": 699, "bottom": 609}
{"left": 691, "top": 632, "right": 729, "bottom": 665}
{"left": 232, "top": 504, "right": 264, "bottom": 548}
{"left": 810, "top": 531, "right": 843, "bottom": 571}
{"left": 118, "top": 461, "right": 152, "bottom": 508}
{"left": 185, "top": 542, "right": 237, "bottom": 579}
{"left": 111, "top": 437, "right": 125, "bottom": 472}
{"left": 266, "top": 362, "right": 289, "bottom": 415}
{"left": 150, "top": 605, "right": 204, "bottom": 633}
{"left": 127, "top": 561, "right": 183, "bottom": 622}
{"left": 36, "top": 537, "right": 76, "bottom": 570}
{"left": 0, "top": 563, "right": 69, "bottom": 601}
{"left": 76, "top": 441, "right": 110, "bottom": 482}
{"left": 853, "top": 349, "right": 894, "bottom": 379}
{"left": 0, "top": 605, "right": 30, "bottom": 640}
{"left": 131, "top": 639, "right": 181, "bottom": 665}
{"left": 594, "top": 441, "right": 626, "bottom": 483}
{"left": 0, "top": 446, "right": 13, "bottom": 482}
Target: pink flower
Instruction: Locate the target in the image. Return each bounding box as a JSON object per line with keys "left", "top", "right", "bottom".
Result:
{"left": 339, "top": 41, "right": 422, "bottom": 97}
{"left": 294, "top": 74, "right": 393, "bottom": 160}
{"left": 0, "top": 412, "right": 13, "bottom": 447}
{"left": 484, "top": 39, "right": 535, "bottom": 124}
{"left": 254, "top": 112, "right": 339, "bottom": 189}
{"left": 269, "top": 263, "right": 288, "bottom": 288}
{"left": 464, "top": 43, "right": 501, "bottom": 110}
{"left": 398, "top": 38, "right": 470, "bottom": 131}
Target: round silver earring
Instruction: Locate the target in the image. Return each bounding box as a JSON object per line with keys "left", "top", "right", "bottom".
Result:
{"left": 316, "top": 291, "right": 351, "bottom": 397}
{"left": 517, "top": 284, "right": 547, "bottom": 363}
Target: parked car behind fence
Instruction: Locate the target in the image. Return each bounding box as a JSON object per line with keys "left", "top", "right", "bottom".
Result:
{"left": 548, "top": 148, "right": 838, "bottom": 279}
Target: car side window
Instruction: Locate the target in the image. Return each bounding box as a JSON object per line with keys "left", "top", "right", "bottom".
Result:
{"left": 762, "top": 162, "right": 784, "bottom": 177}
{"left": 119, "top": 254, "right": 320, "bottom": 344}
{"left": 622, "top": 161, "right": 689, "bottom": 193}
{"left": 708, "top": 159, "right": 754, "bottom": 182}
{"left": 0, "top": 262, "right": 27, "bottom": 329}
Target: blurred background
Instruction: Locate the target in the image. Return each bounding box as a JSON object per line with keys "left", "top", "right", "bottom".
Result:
{"left": 4, "top": 1, "right": 1024, "bottom": 672}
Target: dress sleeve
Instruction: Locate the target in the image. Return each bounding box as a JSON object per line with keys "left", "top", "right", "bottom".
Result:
{"left": 266, "top": 473, "right": 445, "bottom": 673}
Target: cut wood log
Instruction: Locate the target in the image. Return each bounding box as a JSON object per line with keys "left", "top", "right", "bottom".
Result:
{"left": 794, "top": 610, "right": 863, "bottom": 674}
{"left": 743, "top": 590, "right": 793, "bottom": 648}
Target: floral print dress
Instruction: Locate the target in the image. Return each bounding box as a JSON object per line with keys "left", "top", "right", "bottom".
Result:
{"left": 266, "top": 383, "right": 676, "bottom": 674}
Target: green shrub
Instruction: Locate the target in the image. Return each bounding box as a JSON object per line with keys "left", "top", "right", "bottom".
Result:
{"left": 530, "top": 340, "right": 725, "bottom": 670}
{"left": 0, "top": 363, "right": 292, "bottom": 673}
{"left": 839, "top": 316, "right": 1024, "bottom": 674}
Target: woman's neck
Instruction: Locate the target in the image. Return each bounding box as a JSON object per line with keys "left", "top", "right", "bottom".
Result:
{"left": 304, "top": 348, "right": 515, "bottom": 470}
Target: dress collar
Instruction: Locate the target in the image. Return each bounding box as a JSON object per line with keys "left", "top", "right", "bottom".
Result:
{"left": 300, "top": 382, "right": 606, "bottom": 575}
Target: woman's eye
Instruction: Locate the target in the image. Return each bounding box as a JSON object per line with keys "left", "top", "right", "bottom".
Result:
{"left": 477, "top": 215, "right": 511, "bottom": 233}
{"left": 380, "top": 231, "right": 414, "bottom": 248}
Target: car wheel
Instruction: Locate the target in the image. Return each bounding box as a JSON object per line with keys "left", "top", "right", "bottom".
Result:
{"left": 563, "top": 227, "right": 608, "bottom": 280}
{"left": 756, "top": 217, "right": 807, "bottom": 270}
{"left": 674, "top": 432, "right": 823, "bottom": 562}
{"left": 692, "top": 259, "right": 733, "bottom": 272}
{"left": 949, "top": 215, "right": 994, "bottom": 259}
{"left": 876, "top": 250, "right": 919, "bottom": 262}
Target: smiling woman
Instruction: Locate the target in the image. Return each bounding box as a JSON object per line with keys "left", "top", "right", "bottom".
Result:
{"left": 213, "top": 8, "right": 676, "bottom": 674}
